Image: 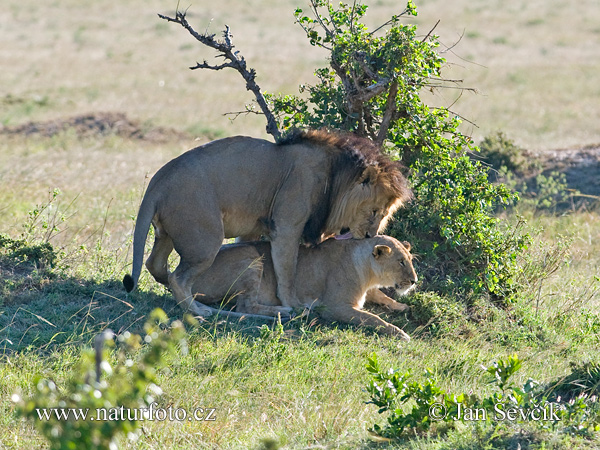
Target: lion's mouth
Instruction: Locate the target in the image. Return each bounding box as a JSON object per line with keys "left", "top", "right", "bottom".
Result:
{"left": 334, "top": 227, "right": 354, "bottom": 241}
{"left": 334, "top": 227, "right": 353, "bottom": 240}
{"left": 395, "top": 283, "right": 415, "bottom": 295}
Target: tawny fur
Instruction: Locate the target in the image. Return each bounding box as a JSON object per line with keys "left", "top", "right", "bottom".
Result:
{"left": 191, "top": 235, "right": 417, "bottom": 339}
{"left": 123, "top": 130, "right": 412, "bottom": 317}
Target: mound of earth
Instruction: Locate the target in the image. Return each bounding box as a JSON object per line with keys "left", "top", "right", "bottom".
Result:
{"left": 3, "top": 112, "right": 599, "bottom": 200}
{"left": 534, "top": 145, "right": 600, "bottom": 199}
{"left": 1, "top": 112, "right": 188, "bottom": 142}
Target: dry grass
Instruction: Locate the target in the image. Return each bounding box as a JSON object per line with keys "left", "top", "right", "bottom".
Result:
{"left": 2, "top": 0, "right": 599, "bottom": 149}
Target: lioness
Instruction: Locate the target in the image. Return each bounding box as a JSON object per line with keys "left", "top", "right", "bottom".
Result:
{"left": 191, "top": 235, "right": 416, "bottom": 339}
{"left": 123, "top": 129, "right": 411, "bottom": 316}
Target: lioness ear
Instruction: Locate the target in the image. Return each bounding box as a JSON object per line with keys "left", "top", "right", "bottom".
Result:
{"left": 373, "top": 245, "right": 392, "bottom": 258}
{"left": 401, "top": 241, "right": 411, "bottom": 252}
{"left": 359, "top": 165, "right": 379, "bottom": 186}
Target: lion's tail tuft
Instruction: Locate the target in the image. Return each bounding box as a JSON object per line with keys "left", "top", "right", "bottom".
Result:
{"left": 123, "top": 274, "right": 135, "bottom": 292}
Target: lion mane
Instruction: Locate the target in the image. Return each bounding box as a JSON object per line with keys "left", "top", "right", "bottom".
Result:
{"left": 123, "top": 129, "right": 412, "bottom": 317}
{"left": 281, "top": 129, "right": 411, "bottom": 244}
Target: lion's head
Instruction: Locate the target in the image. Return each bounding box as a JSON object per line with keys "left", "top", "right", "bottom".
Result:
{"left": 282, "top": 129, "right": 412, "bottom": 242}
{"left": 370, "top": 236, "right": 417, "bottom": 296}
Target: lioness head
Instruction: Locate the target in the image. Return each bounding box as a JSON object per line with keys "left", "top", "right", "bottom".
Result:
{"left": 371, "top": 236, "right": 417, "bottom": 295}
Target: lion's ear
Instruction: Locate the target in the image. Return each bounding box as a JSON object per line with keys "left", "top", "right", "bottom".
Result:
{"left": 401, "top": 241, "right": 411, "bottom": 252}
{"left": 359, "top": 165, "right": 379, "bottom": 186}
{"left": 373, "top": 245, "right": 392, "bottom": 258}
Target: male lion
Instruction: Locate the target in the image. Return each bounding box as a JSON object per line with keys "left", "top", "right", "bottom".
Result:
{"left": 123, "top": 129, "right": 411, "bottom": 316}
{"left": 191, "top": 235, "right": 416, "bottom": 339}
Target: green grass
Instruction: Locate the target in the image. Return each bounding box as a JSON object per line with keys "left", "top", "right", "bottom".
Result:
{"left": 1, "top": 208, "right": 599, "bottom": 448}
{"left": 1, "top": 0, "right": 600, "bottom": 447}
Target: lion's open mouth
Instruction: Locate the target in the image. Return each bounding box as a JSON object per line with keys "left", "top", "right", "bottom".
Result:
{"left": 334, "top": 227, "right": 353, "bottom": 240}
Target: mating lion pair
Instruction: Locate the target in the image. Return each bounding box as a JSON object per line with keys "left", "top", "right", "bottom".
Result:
{"left": 124, "top": 129, "right": 416, "bottom": 337}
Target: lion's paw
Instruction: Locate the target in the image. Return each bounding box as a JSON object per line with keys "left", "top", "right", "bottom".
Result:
{"left": 388, "top": 302, "right": 410, "bottom": 312}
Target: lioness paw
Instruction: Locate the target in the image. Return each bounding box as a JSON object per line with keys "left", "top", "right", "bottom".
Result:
{"left": 388, "top": 302, "right": 410, "bottom": 312}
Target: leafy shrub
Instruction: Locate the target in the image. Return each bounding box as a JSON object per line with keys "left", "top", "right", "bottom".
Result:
{"left": 0, "top": 234, "right": 57, "bottom": 270}
{"left": 13, "top": 309, "right": 187, "bottom": 450}
{"left": 479, "top": 132, "right": 575, "bottom": 211}
{"left": 268, "top": 1, "right": 529, "bottom": 303}
{"left": 478, "top": 131, "right": 536, "bottom": 177}
{"left": 366, "top": 353, "right": 600, "bottom": 440}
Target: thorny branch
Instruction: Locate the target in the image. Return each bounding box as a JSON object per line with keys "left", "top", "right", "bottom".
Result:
{"left": 158, "top": 10, "right": 282, "bottom": 141}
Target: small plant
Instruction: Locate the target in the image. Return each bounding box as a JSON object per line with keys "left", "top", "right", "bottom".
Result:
{"left": 479, "top": 132, "right": 576, "bottom": 212}
{"left": 0, "top": 233, "right": 58, "bottom": 270}
{"left": 21, "top": 188, "right": 74, "bottom": 244}
{"left": 478, "top": 131, "right": 536, "bottom": 178}
{"left": 366, "top": 353, "right": 600, "bottom": 439}
{"left": 13, "top": 309, "right": 188, "bottom": 450}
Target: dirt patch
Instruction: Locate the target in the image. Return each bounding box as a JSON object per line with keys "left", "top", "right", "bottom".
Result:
{"left": 534, "top": 145, "right": 600, "bottom": 199}
{"left": 1, "top": 112, "right": 188, "bottom": 142}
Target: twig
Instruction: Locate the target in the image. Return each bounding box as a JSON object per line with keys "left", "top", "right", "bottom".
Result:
{"left": 158, "top": 10, "right": 281, "bottom": 141}
{"left": 376, "top": 80, "right": 398, "bottom": 145}
{"left": 310, "top": 0, "right": 334, "bottom": 40}
{"left": 369, "top": 6, "right": 415, "bottom": 36}
{"left": 421, "top": 19, "right": 440, "bottom": 43}
{"left": 440, "top": 29, "right": 464, "bottom": 54}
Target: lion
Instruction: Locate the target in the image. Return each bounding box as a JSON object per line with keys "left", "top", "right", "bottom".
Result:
{"left": 190, "top": 235, "right": 416, "bottom": 339}
{"left": 123, "top": 129, "right": 412, "bottom": 317}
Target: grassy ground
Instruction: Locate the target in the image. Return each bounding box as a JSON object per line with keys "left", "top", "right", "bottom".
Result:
{"left": 1, "top": 213, "right": 599, "bottom": 449}
{"left": 1, "top": 0, "right": 600, "bottom": 448}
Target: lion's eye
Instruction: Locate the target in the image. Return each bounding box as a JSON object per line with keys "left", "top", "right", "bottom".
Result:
{"left": 400, "top": 261, "right": 406, "bottom": 267}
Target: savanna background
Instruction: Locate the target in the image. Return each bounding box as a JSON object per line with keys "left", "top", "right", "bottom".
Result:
{"left": 1, "top": 0, "right": 599, "bottom": 449}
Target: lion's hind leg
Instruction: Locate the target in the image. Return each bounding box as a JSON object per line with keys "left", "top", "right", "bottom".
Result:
{"left": 228, "top": 257, "right": 293, "bottom": 319}
{"left": 145, "top": 223, "right": 174, "bottom": 287}
{"left": 167, "top": 214, "right": 225, "bottom": 317}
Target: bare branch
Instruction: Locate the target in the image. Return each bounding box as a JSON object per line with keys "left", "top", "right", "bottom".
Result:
{"left": 440, "top": 29, "right": 464, "bottom": 54}
{"left": 158, "top": 11, "right": 281, "bottom": 141}
{"left": 190, "top": 60, "right": 237, "bottom": 71}
{"left": 421, "top": 19, "right": 440, "bottom": 43}
{"left": 376, "top": 80, "right": 398, "bottom": 145}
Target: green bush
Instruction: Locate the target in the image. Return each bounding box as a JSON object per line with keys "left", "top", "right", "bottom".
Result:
{"left": 13, "top": 309, "right": 188, "bottom": 450}
{"left": 366, "top": 353, "right": 600, "bottom": 440}
{"left": 478, "top": 131, "right": 536, "bottom": 177}
{"left": 268, "top": 1, "right": 529, "bottom": 303}
{"left": 479, "top": 132, "right": 574, "bottom": 212}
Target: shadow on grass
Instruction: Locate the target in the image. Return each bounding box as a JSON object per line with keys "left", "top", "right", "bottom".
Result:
{"left": 0, "top": 271, "right": 173, "bottom": 354}
{"left": 0, "top": 261, "right": 287, "bottom": 354}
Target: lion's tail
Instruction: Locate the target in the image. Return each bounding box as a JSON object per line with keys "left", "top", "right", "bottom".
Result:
{"left": 123, "top": 194, "right": 155, "bottom": 293}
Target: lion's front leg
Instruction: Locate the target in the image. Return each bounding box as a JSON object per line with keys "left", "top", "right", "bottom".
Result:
{"left": 269, "top": 234, "right": 303, "bottom": 309}
{"left": 365, "top": 288, "right": 410, "bottom": 312}
{"left": 321, "top": 306, "right": 410, "bottom": 341}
